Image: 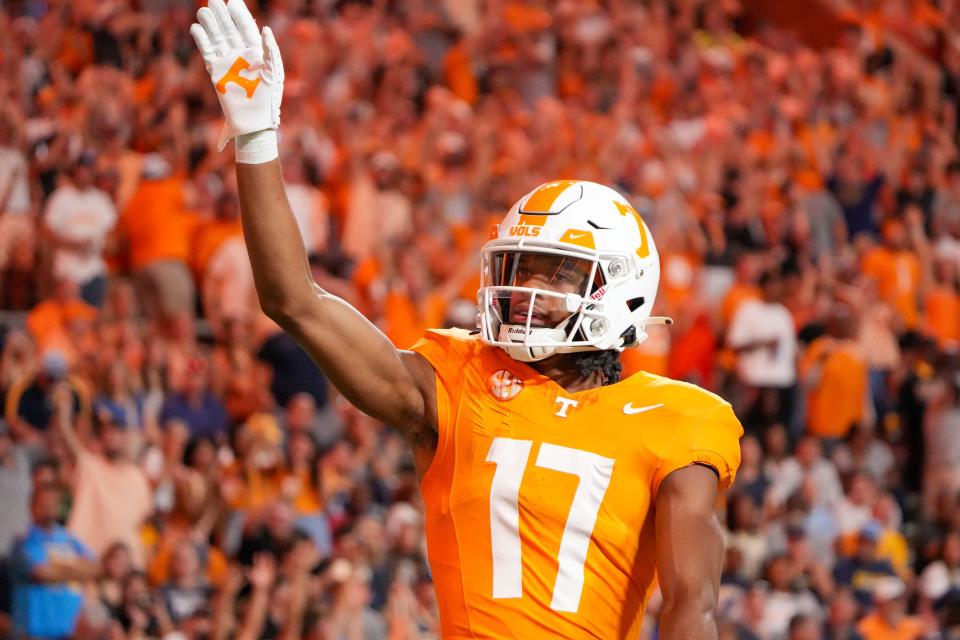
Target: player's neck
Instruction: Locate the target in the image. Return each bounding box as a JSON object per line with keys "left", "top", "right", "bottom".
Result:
{"left": 529, "top": 355, "right": 606, "bottom": 393}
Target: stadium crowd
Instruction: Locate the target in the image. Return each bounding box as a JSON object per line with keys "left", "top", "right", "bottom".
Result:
{"left": 0, "top": 0, "right": 960, "bottom": 637}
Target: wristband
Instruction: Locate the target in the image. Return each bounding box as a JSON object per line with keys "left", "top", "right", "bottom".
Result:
{"left": 235, "top": 129, "right": 279, "bottom": 164}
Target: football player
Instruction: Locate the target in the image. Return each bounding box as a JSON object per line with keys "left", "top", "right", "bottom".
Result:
{"left": 191, "top": 2, "right": 743, "bottom": 637}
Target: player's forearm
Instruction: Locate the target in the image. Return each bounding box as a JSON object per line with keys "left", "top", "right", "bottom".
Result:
{"left": 235, "top": 159, "right": 316, "bottom": 319}
{"left": 658, "top": 600, "right": 718, "bottom": 640}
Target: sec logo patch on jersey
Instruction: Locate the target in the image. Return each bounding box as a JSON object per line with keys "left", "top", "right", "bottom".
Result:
{"left": 489, "top": 369, "right": 523, "bottom": 401}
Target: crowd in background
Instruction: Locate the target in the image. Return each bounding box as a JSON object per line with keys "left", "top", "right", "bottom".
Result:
{"left": 1, "top": 0, "right": 960, "bottom": 638}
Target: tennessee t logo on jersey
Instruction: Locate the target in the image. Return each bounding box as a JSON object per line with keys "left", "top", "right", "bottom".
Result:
{"left": 554, "top": 397, "right": 579, "bottom": 417}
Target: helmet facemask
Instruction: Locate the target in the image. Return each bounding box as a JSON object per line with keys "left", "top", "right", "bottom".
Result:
{"left": 479, "top": 246, "right": 639, "bottom": 362}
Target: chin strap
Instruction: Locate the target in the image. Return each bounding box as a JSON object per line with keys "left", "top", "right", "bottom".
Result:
{"left": 497, "top": 316, "right": 674, "bottom": 362}
{"left": 498, "top": 325, "right": 567, "bottom": 362}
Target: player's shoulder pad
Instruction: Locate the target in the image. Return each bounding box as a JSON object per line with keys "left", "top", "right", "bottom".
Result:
{"left": 409, "top": 328, "right": 483, "bottom": 370}
{"left": 420, "top": 327, "right": 479, "bottom": 343}
{"left": 629, "top": 371, "right": 734, "bottom": 420}
{"left": 414, "top": 328, "right": 481, "bottom": 351}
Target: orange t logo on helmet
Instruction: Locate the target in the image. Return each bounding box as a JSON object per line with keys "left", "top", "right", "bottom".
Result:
{"left": 510, "top": 180, "right": 580, "bottom": 237}
{"left": 614, "top": 201, "right": 651, "bottom": 259}
{"left": 215, "top": 56, "right": 261, "bottom": 98}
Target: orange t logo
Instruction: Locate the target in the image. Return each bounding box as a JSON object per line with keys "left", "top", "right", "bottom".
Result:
{"left": 614, "top": 201, "right": 651, "bottom": 259}
{"left": 215, "top": 56, "right": 261, "bottom": 98}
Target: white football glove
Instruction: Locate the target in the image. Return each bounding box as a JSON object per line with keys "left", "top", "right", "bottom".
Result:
{"left": 190, "top": 0, "right": 283, "bottom": 160}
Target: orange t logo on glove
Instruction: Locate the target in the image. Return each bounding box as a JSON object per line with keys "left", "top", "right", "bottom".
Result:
{"left": 216, "top": 56, "right": 261, "bottom": 98}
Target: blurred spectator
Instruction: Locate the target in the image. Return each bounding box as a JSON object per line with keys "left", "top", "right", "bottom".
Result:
{"left": 160, "top": 540, "right": 213, "bottom": 624}
{"left": 210, "top": 318, "right": 270, "bottom": 422}
{"left": 0, "top": 116, "right": 34, "bottom": 306}
{"left": 920, "top": 530, "right": 960, "bottom": 604}
{"left": 0, "top": 420, "right": 31, "bottom": 558}
{"left": 861, "top": 217, "right": 924, "bottom": 330}
{"left": 726, "top": 493, "right": 770, "bottom": 583}
{"left": 793, "top": 178, "right": 847, "bottom": 263}
{"left": 787, "top": 613, "right": 821, "bottom": 640}
{"left": 897, "top": 331, "right": 932, "bottom": 496}
{"left": 256, "top": 328, "right": 329, "bottom": 410}
{"left": 731, "top": 435, "right": 770, "bottom": 508}
{"left": 117, "top": 571, "right": 174, "bottom": 638}
{"left": 833, "top": 424, "right": 895, "bottom": 485}
{"left": 283, "top": 158, "right": 329, "bottom": 257}
{"left": 236, "top": 499, "right": 310, "bottom": 568}
{"left": 924, "top": 376, "right": 960, "bottom": 514}
{"left": 24, "top": 279, "right": 97, "bottom": 364}
{"left": 755, "top": 554, "right": 823, "bottom": 639}
{"left": 159, "top": 354, "right": 229, "bottom": 440}
{"left": 827, "top": 151, "right": 885, "bottom": 240}
{"left": 343, "top": 151, "right": 413, "bottom": 263}
{"left": 834, "top": 522, "right": 898, "bottom": 608}
{"left": 318, "top": 559, "right": 388, "bottom": 640}
{"left": 10, "top": 483, "right": 97, "bottom": 640}
{"left": 856, "top": 576, "right": 925, "bottom": 640}
{"left": 118, "top": 154, "right": 197, "bottom": 330}
{"left": 825, "top": 586, "right": 865, "bottom": 640}
{"left": 43, "top": 152, "right": 116, "bottom": 307}
{"left": 4, "top": 350, "right": 88, "bottom": 444}
{"left": 54, "top": 385, "right": 152, "bottom": 566}
{"left": 203, "top": 235, "right": 258, "bottom": 335}
{"left": 727, "top": 269, "right": 798, "bottom": 431}
{"left": 800, "top": 307, "right": 869, "bottom": 442}
{"left": 95, "top": 542, "right": 133, "bottom": 622}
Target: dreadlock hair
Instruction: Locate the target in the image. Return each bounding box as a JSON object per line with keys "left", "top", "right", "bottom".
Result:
{"left": 568, "top": 350, "right": 622, "bottom": 385}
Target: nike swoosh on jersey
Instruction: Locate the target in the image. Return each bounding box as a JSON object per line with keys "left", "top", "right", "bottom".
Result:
{"left": 622, "top": 402, "right": 664, "bottom": 415}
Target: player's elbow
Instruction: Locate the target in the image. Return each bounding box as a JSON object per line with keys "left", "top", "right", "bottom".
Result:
{"left": 659, "top": 586, "right": 718, "bottom": 639}
{"left": 257, "top": 289, "right": 291, "bottom": 321}
{"left": 259, "top": 289, "right": 314, "bottom": 327}
{"left": 660, "top": 584, "right": 717, "bottom": 617}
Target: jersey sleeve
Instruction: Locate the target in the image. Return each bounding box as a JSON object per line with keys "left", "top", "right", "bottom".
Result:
{"left": 652, "top": 401, "right": 743, "bottom": 497}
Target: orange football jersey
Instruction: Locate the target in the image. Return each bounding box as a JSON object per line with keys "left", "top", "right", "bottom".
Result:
{"left": 412, "top": 329, "right": 743, "bottom": 639}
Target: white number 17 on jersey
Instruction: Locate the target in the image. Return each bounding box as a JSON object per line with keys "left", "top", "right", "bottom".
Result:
{"left": 485, "top": 437, "right": 615, "bottom": 613}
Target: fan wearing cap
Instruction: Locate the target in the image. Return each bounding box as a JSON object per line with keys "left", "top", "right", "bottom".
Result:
{"left": 190, "top": 2, "right": 744, "bottom": 637}
{"left": 833, "top": 522, "right": 899, "bottom": 609}
{"left": 856, "top": 576, "right": 926, "bottom": 640}
{"left": 4, "top": 351, "right": 89, "bottom": 445}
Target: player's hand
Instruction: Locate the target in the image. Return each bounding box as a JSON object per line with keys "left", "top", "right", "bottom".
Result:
{"left": 190, "top": 0, "right": 283, "bottom": 151}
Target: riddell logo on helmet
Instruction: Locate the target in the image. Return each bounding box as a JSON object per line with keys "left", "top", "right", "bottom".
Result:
{"left": 590, "top": 286, "right": 607, "bottom": 300}
{"left": 509, "top": 225, "right": 541, "bottom": 237}
{"left": 507, "top": 326, "right": 530, "bottom": 335}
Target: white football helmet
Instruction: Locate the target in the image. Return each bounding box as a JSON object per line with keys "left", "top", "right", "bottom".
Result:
{"left": 478, "top": 180, "right": 671, "bottom": 362}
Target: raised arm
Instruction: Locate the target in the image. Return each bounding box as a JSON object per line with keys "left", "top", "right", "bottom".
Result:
{"left": 235, "top": 162, "right": 435, "bottom": 434}
{"left": 191, "top": 0, "right": 436, "bottom": 443}
{"left": 655, "top": 464, "right": 724, "bottom": 640}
